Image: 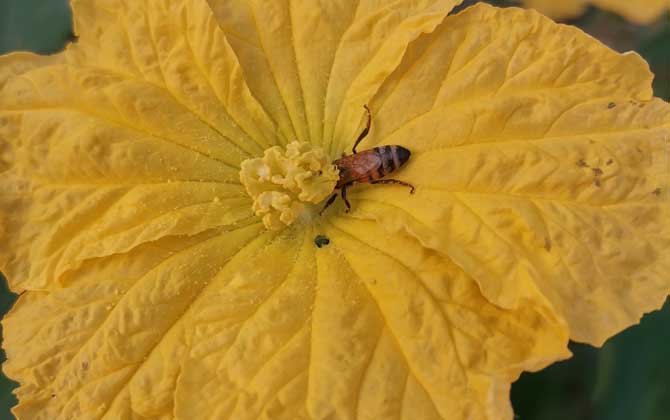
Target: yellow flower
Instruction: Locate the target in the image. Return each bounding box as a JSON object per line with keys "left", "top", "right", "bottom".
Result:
{"left": 1, "top": 1, "right": 669, "bottom": 419}
{"left": 523, "top": 0, "right": 669, "bottom": 24}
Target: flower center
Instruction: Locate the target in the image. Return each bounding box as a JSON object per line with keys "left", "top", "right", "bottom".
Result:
{"left": 239, "top": 141, "right": 339, "bottom": 230}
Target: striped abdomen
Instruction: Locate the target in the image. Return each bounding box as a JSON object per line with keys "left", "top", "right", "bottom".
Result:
{"left": 334, "top": 145, "right": 411, "bottom": 188}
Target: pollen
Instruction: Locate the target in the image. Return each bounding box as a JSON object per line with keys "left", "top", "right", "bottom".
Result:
{"left": 240, "top": 141, "right": 339, "bottom": 230}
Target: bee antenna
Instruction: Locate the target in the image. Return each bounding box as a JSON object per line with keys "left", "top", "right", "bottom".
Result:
{"left": 352, "top": 105, "right": 371, "bottom": 154}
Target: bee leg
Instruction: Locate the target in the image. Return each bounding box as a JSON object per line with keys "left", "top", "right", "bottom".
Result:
{"left": 352, "top": 105, "right": 371, "bottom": 154}
{"left": 319, "top": 193, "right": 338, "bottom": 215}
{"left": 371, "top": 179, "right": 416, "bottom": 194}
{"left": 341, "top": 186, "right": 351, "bottom": 212}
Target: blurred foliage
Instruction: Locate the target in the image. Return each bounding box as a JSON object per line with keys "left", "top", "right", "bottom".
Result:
{"left": 0, "top": 0, "right": 669, "bottom": 419}
{"left": 640, "top": 27, "right": 670, "bottom": 100}
{"left": 0, "top": 274, "right": 17, "bottom": 417}
{"left": 0, "top": 0, "right": 72, "bottom": 55}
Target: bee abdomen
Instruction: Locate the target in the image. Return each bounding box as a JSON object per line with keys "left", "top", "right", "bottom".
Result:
{"left": 374, "top": 145, "right": 411, "bottom": 178}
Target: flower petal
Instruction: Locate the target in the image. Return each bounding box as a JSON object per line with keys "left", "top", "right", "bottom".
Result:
{"left": 2, "top": 224, "right": 267, "bottom": 419}
{"left": 0, "top": 52, "right": 62, "bottom": 171}
{"left": 0, "top": 52, "right": 63, "bottom": 88}
{"left": 175, "top": 230, "right": 314, "bottom": 419}
{"left": 0, "top": 0, "right": 274, "bottom": 290}
{"left": 70, "top": 0, "right": 278, "bottom": 152}
{"left": 1, "top": 196, "right": 568, "bottom": 420}
{"left": 173, "top": 218, "right": 568, "bottom": 419}
{"left": 206, "top": 0, "right": 463, "bottom": 151}
{"left": 325, "top": 218, "right": 569, "bottom": 419}
{"left": 349, "top": 4, "right": 670, "bottom": 345}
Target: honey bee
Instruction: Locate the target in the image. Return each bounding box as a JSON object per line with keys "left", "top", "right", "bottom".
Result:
{"left": 321, "top": 105, "right": 415, "bottom": 214}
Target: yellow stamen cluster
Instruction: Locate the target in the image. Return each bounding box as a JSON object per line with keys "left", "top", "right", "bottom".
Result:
{"left": 240, "top": 142, "right": 339, "bottom": 230}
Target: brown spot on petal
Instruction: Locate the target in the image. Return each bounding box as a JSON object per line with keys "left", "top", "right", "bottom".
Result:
{"left": 652, "top": 188, "right": 662, "bottom": 196}
{"left": 608, "top": 102, "right": 616, "bottom": 109}
{"left": 592, "top": 167, "right": 604, "bottom": 188}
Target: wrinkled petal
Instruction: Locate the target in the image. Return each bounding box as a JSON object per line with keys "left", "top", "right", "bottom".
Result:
{"left": 0, "top": 0, "right": 277, "bottom": 290}
{"left": 206, "top": 0, "right": 463, "bottom": 152}
{"left": 0, "top": 52, "right": 63, "bottom": 172}
{"left": 523, "top": 0, "right": 669, "bottom": 24}
{"left": 348, "top": 4, "right": 670, "bottom": 345}
{"left": 0, "top": 52, "right": 63, "bottom": 88}
{"left": 318, "top": 218, "right": 569, "bottom": 420}
{"left": 70, "top": 0, "right": 278, "bottom": 152}
{"left": 3, "top": 218, "right": 568, "bottom": 420}
{"left": 2, "top": 225, "right": 267, "bottom": 419}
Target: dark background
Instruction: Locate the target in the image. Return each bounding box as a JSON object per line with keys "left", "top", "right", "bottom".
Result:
{"left": 1, "top": 0, "right": 669, "bottom": 419}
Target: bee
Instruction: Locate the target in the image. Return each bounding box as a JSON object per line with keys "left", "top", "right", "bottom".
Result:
{"left": 321, "top": 105, "right": 415, "bottom": 214}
